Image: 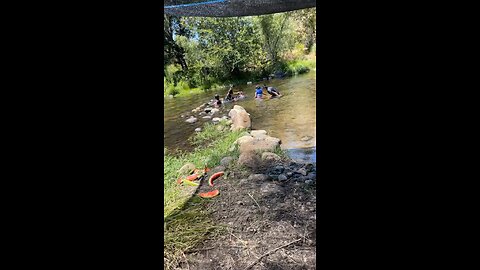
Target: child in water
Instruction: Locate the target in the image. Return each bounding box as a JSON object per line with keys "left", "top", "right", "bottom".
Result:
{"left": 255, "top": 85, "right": 263, "bottom": 99}
{"left": 211, "top": 94, "right": 222, "bottom": 107}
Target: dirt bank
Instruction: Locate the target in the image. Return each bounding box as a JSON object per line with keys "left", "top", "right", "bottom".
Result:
{"left": 178, "top": 155, "right": 317, "bottom": 270}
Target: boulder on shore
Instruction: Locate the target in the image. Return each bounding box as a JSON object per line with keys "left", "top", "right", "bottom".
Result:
{"left": 228, "top": 105, "right": 251, "bottom": 131}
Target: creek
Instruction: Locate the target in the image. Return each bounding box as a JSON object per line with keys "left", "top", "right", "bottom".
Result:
{"left": 164, "top": 71, "right": 316, "bottom": 163}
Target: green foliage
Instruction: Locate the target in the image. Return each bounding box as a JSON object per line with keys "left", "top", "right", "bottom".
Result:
{"left": 165, "top": 84, "right": 179, "bottom": 96}
{"left": 283, "top": 59, "right": 316, "bottom": 76}
{"left": 163, "top": 8, "right": 316, "bottom": 97}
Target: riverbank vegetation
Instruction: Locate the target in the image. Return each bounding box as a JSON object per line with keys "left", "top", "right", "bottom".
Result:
{"left": 164, "top": 8, "right": 316, "bottom": 97}
{"left": 164, "top": 121, "right": 245, "bottom": 268}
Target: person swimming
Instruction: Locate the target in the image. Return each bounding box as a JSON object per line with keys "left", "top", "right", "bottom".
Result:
{"left": 211, "top": 94, "right": 222, "bottom": 107}
{"left": 264, "top": 85, "right": 280, "bottom": 97}
{"left": 224, "top": 87, "right": 234, "bottom": 102}
{"left": 255, "top": 85, "right": 263, "bottom": 99}
{"left": 235, "top": 91, "right": 246, "bottom": 100}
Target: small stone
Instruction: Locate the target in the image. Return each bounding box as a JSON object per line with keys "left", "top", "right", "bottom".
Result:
{"left": 278, "top": 174, "right": 288, "bottom": 181}
{"left": 185, "top": 117, "right": 197, "bottom": 123}
{"left": 212, "top": 117, "right": 221, "bottom": 122}
{"left": 202, "top": 115, "right": 212, "bottom": 119}
{"left": 286, "top": 172, "right": 293, "bottom": 177}
{"left": 297, "top": 168, "right": 308, "bottom": 176}
{"left": 305, "top": 163, "right": 315, "bottom": 172}
{"left": 301, "top": 135, "right": 313, "bottom": 141}
{"left": 180, "top": 114, "right": 185, "bottom": 118}
{"left": 220, "top": 156, "right": 234, "bottom": 166}
{"left": 194, "top": 128, "right": 201, "bottom": 132}
{"left": 236, "top": 201, "right": 244, "bottom": 205}
{"left": 306, "top": 172, "right": 316, "bottom": 180}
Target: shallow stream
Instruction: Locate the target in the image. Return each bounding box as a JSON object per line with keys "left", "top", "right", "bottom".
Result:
{"left": 164, "top": 71, "right": 316, "bottom": 163}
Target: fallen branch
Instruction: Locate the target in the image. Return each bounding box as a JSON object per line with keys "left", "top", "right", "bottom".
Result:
{"left": 243, "top": 238, "right": 303, "bottom": 270}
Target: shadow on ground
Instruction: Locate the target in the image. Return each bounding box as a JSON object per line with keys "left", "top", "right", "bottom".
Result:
{"left": 167, "top": 157, "right": 317, "bottom": 270}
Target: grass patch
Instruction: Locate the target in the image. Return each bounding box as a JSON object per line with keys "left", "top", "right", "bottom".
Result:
{"left": 164, "top": 121, "right": 243, "bottom": 269}
{"left": 283, "top": 58, "right": 316, "bottom": 76}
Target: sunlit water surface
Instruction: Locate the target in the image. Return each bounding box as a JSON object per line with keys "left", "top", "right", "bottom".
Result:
{"left": 164, "top": 72, "right": 316, "bottom": 163}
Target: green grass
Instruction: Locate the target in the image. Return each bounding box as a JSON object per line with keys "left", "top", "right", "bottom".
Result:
{"left": 164, "top": 121, "right": 244, "bottom": 269}
{"left": 283, "top": 58, "right": 316, "bottom": 76}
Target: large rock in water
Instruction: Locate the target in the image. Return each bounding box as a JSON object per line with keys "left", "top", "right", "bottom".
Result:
{"left": 228, "top": 105, "right": 251, "bottom": 131}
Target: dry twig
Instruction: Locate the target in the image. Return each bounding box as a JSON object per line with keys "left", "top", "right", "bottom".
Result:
{"left": 247, "top": 193, "right": 261, "bottom": 209}
{"left": 243, "top": 238, "right": 303, "bottom": 270}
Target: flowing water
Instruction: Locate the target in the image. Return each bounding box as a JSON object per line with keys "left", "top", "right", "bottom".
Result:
{"left": 164, "top": 71, "right": 316, "bottom": 163}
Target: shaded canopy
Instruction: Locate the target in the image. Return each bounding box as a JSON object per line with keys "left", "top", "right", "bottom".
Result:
{"left": 164, "top": 0, "right": 316, "bottom": 17}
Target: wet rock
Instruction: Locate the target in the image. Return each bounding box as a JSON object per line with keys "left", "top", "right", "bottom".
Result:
{"left": 228, "top": 105, "right": 251, "bottom": 131}
{"left": 270, "top": 165, "right": 284, "bottom": 175}
{"left": 248, "top": 174, "right": 269, "bottom": 181}
{"left": 194, "top": 128, "right": 202, "bottom": 132}
{"left": 220, "top": 156, "right": 234, "bottom": 166}
{"left": 297, "top": 168, "right": 308, "bottom": 176}
{"left": 261, "top": 152, "right": 281, "bottom": 161}
{"left": 185, "top": 117, "right": 197, "bottom": 123}
{"left": 305, "top": 163, "right": 315, "bottom": 172}
{"left": 278, "top": 174, "right": 288, "bottom": 181}
{"left": 301, "top": 135, "right": 313, "bottom": 141}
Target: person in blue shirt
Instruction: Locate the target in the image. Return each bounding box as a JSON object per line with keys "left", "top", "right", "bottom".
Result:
{"left": 255, "top": 85, "right": 263, "bottom": 99}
